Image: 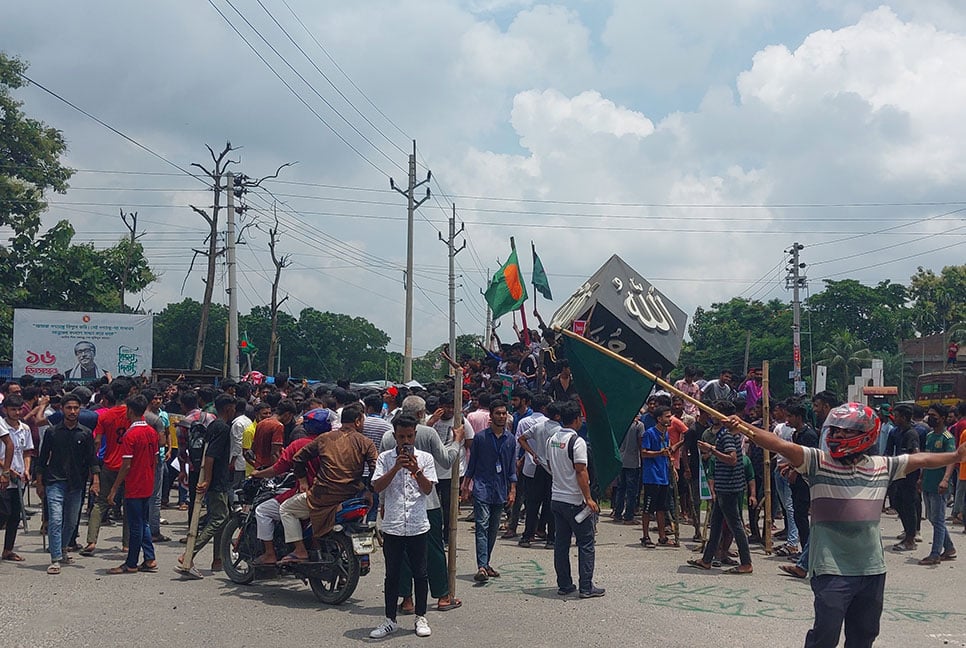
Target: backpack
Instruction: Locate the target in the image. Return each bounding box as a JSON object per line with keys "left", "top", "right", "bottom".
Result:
{"left": 187, "top": 420, "right": 209, "bottom": 466}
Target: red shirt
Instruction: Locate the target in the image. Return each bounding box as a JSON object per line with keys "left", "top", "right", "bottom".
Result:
{"left": 252, "top": 419, "right": 284, "bottom": 468}
{"left": 95, "top": 405, "right": 131, "bottom": 471}
{"left": 120, "top": 420, "right": 159, "bottom": 499}
{"left": 272, "top": 437, "right": 320, "bottom": 504}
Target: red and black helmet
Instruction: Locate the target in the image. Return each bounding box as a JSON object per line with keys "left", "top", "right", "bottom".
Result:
{"left": 824, "top": 402, "right": 881, "bottom": 458}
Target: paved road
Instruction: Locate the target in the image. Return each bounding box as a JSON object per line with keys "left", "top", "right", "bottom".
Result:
{"left": 4, "top": 502, "right": 965, "bottom": 648}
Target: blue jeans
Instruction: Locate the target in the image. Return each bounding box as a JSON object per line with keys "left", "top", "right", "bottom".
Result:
{"left": 924, "top": 491, "right": 955, "bottom": 557}
{"left": 124, "top": 497, "right": 156, "bottom": 569}
{"left": 552, "top": 500, "right": 596, "bottom": 593}
{"left": 773, "top": 468, "right": 799, "bottom": 546}
{"left": 806, "top": 573, "right": 885, "bottom": 648}
{"left": 45, "top": 482, "right": 83, "bottom": 563}
{"left": 473, "top": 498, "right": 503, "bottom": 569}
{"left": 150, "top": 453, "right": 164, "bottom": 535}
{"left": 611, "top": 468, "right": 641, "bottom": 521}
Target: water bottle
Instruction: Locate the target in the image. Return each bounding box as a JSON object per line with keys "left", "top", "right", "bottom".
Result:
{"left": 574, "top": 504, "right": 593, "bottom": 523}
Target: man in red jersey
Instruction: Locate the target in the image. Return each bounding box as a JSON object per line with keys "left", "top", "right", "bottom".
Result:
{"left": 107, "top": 395, "right": 159, "bottom": 574}
{"left": 82, "top": 378, "right": 137, "bottom": 556}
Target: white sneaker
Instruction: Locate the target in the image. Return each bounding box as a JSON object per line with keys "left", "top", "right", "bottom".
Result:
{"left": 370, "top": 618, "right": 399, "bottom": 639}
{"left": 415, "top": 616, "right": 432, "bottom": 637}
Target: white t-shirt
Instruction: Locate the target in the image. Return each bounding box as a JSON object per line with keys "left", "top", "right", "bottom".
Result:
{"left": 0, "top": 417, "right": 33, "bottom": 489}
{"left": 516, "top": 412, "right": 548, "bottom": 478}
{"left": 372, "top": 448, "right": 438, "bottom": 536}
{"left": 230, "top": 414, "right": 253, "bottom": 471}
{"left": 546, "top": 427, "right": 588, "bottom": 505}
{"left": 773, "top": 422, "right": 795, "bottom": 465}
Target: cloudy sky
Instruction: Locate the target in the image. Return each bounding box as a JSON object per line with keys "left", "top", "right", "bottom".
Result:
{"left": 3, "top": 1, "right": 965, "bottom": 367}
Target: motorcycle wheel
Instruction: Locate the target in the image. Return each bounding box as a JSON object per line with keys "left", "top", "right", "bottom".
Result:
{"left": 220, "top": 515, "right": 256, "bottom": 585}
{"left": 308, "top": 533, "right": 360, "bottom": 605}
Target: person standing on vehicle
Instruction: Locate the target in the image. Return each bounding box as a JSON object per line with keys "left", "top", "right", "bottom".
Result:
{"left": 369, "top": 414, "right": 438, "bottom": 639}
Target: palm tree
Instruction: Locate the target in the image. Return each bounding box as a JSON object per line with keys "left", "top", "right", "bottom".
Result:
{"left": 817, "top": 332, "right": 873, "bottom": 395}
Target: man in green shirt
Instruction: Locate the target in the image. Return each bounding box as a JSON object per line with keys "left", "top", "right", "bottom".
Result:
{"left": 918, "top": 403, "right": 957, "bottom": 565}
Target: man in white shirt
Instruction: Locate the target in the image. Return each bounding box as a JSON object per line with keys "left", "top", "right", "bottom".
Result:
{"left": 517, "top": 395, "right": 554, "bottom": 548}
{"left": 229, "top": 398, "right": 253, "bottom": 505}
{"left": 370, "top": 414, "right": 438, "bottom": 639}
{"left": 547, "top": 401, "right": 604, "bottom": 599}
{"left": 0, "top": 394, "right": 33, "bottom": 561}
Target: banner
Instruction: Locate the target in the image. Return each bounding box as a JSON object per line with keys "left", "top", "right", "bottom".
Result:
{"left": 13, "top": 309, "right": 154, "bottom": 381}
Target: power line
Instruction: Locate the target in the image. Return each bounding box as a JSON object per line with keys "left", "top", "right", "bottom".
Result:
{"left": 12, "top": 73, "right": 208, "bottom": 186}
{"left": 205, "top": 0, "right": 394, "bottom": 177}
{"left": 815, "top": 239, "right": 966, "bottom": 280}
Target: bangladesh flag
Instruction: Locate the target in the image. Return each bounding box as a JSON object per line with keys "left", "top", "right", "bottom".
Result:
{"left": 485, "top": 241, "right": 528, "bottom": 320}
{"left": 561, "top": 330, "right": 653, "bottom": 489}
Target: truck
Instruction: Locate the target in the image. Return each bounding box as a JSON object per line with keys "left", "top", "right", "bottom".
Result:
{"left": 914, "top": 370, "right": 966, "bottom": 408}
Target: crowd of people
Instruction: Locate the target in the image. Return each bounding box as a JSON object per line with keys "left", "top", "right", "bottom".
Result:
{"left": 1, "top": 318, "right": 965, "bottom": 645}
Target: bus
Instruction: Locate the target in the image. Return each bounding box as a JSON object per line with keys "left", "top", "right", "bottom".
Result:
{"left": 914, "top": 370, "right": 966, "bottom": 408}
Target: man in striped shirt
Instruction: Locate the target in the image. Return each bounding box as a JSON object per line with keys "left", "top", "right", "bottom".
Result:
{"left": 737, "top": 402, "right": 966, "bottom": 648}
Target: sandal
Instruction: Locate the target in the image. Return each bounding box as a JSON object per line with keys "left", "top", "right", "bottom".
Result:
{"left": 108, "top": 564, "right": 140, "bottom": 574}
{"left": 47, "top": 562, "right": 62, "bottom": 575}
{"left": 278, "top": 553, "right": 307, "bottom": 565}
{"left": 62, "top": 555, "right": 76, "bottom": 566}
{"left": 719, "top": 556, "right": 739, "bottom": 566}
{"left": 2, "top": 552, "right": 25, "bottom": 562}
{"left": 485, "top": 566, "right": 501, "bottom": 578}
{"left": 658, "top": 537, "right": 680, "bottom": 547}
{"left": 686, "top": 558, "right": 711, "bottom": 570}
{"left": 79, "top": 545, "right": 96, "bottom": 557}
{"left": 252, "top": 556, "right": 277, "bottom": 566}
{"left": 139, "top": 562, "right": 159, "bottom": 573}
{"left": 774, "top": 544, "right": 798, "bottom": 557}
{"left": 724, "top": 565, "right": 753, "bottom": 575}
{"left": 779, "top": 564, "right": 807, "bottom": 579}
{"left": 436, "top": 598, "right": 462, "bottom": 611}
{"left": 641, "top": 536, "right": 656, "bottom": 548}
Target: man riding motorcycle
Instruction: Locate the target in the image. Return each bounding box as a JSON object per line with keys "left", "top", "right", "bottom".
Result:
{"left": 248, "top": 408, "right": 336, "bottom": 566}
{"left": 278, "top": 403, "right": 378, "bottom": 564}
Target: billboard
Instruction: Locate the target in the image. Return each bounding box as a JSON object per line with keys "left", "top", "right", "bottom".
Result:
{"left": 13, "top": 309, "right": 153, "bottom": 381}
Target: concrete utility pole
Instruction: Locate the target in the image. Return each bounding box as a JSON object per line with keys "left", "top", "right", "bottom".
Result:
{"left": 439, "top": 204, "right": 466, "bottom": 374}
{"left": 481, "top": 267, "right": 492, "bottom": 350}
{"left": 390, "top": 140, "right": 431, "bottom": 382}
{"left": 785, "top": 242, "right": 807, "bottom": 395}
{"left": 226, "top": 173, "right": 240, "bottom": 381}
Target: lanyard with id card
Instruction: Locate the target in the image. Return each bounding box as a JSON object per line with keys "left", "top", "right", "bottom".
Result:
{"left": 491, "top": 431, "right": 504, "bottom": 474}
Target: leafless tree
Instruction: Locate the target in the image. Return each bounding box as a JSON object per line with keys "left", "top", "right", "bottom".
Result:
{"left": 266, "top": 205, "right": 291, "bottom": 374}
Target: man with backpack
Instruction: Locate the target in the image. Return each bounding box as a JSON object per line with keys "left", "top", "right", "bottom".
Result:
{"left": 176, "top": 392, "right": 216, "bottom": 525}
{"left": 178, "top": 393, "right": 236, "bottom": 576}
{"left": 547, "top": 400, "right": 604, "bottom": 598}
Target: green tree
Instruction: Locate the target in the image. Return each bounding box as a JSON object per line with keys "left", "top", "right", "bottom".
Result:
{"left": 908, "top": 265, "right": 966, "bottom": 337}
{"left": 805, "top": 279, "right": 913, "bottom": 353}
{"left": 152, "top": 298, "right": 227, "bottom": 370}
{"left": 815, "top": 331, "right": 873, "bottom": 395}
{"left": 1, "top": 222, "right": 156, "bottom": 359}
{"left": 294, "top": 309, "right": 391, "bottom": 381}
{"left": 676, "top": 297, "right": 795, "bottom": 397}
{"left": 0, "top": 53, "right": 73, "bottom": 237}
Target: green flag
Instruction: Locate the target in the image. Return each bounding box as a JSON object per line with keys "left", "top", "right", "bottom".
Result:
{"left": 560, "top": 330, "right": 653, "bottom": 489}
{"left": 238, "top": 331, "right": 256, "bottom": 355}
{"left": 484, "top": 242, "right": 528, "bottom": 320}
{"left": 531, "top": 242, "right": 552, "bottom": 300}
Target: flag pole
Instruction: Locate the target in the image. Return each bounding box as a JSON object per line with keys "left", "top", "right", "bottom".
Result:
{"left": 761, "top": 361, "right": 773, "bottom": 555}
{"left": 557, "top": 329, "right": 757, "bottom": 439}
{"left": 439, "top": 348, "right": 463, "bottom": 599}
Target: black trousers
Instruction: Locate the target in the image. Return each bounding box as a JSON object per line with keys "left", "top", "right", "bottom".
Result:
{"left": 382, "top": 531, "right": 428, "bottom": 621}
{"left": 1, "top": 486, "right": 22, "bottom": 552}
{"left": 437, "top": 479, "right": 452, "bottom": 544}
{"left": 805, "top": 573, "right": 885, "bottom": 648}
{"left": 893, "top": 478, "right": 918, "bottom": 542}
{"left": 507, "top": 474, "right": 529, "bottom": 531}
{"left": 523, "top": 466, "right": 554, "bottom": 541}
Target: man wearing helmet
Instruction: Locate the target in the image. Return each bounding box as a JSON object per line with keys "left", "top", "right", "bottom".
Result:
{"left": 732, "top": 402, "right": 966, "bottom": 648}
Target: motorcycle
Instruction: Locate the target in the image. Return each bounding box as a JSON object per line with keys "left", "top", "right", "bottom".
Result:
{"left": 220, "top": 476, "right": 376, "bottom": 605}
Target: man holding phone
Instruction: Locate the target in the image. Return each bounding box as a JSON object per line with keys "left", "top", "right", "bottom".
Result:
{"left": 370, "top": 414, "right": 438, "bottom": 639}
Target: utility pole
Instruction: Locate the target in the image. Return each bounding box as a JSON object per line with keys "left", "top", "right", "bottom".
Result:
{"left": 390, "top": 140, "right": 431, "bottom": 382}
{"left": 785, "top": 242, "right": 807, "bottom": 395}
{"left": 481, "top": 267, "right": 492, "bottom": 350}
{"left": 118, "top": 209, "right": 143, "bottom": 311}
{"left": 439, "top": 204, "right": 466, "bottom": 374}
{"left": 226, "top": 173, "right": 240, "bottom": 381}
